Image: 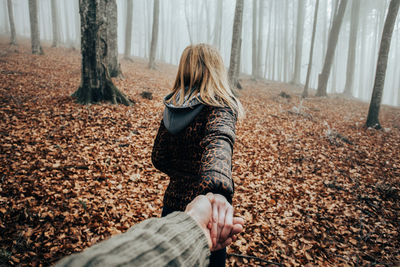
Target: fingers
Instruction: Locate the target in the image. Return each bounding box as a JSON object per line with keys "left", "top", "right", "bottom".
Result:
{"left": 233, "top": 217, "right": 245, "bottom": 226}
{"left": 216, "top": 204, "right": 225, "bottom": 243}
{"left": 231, "top": 223, "right": 243, "bottom": 235}
{"left": 219, "top": 206, "right": 233, "bottom": 241}
{"left": 211, "top": 202, "right": 218, "bottom": 247}
{"left": 212, "top": 237, "right": 233, "bottom": 251}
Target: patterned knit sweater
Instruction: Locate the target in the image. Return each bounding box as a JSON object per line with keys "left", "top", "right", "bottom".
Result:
{"left": 152, "top": 106, "right": 236, "bottom": 211}
{"left": 56, "top": 212, "right": 210, "bottom": 266}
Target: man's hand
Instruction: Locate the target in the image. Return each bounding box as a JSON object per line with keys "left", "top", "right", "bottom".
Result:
{"left": 184, "top": 193, "right": 244, "bottom": 251}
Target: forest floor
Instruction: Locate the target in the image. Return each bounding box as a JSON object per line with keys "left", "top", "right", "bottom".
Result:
{"left": 0, "top": 39, "right": 399, "bottom": 267}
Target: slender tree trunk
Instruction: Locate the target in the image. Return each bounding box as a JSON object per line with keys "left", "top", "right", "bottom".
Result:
{"left": 316, "top": 0, "right": 348, "bottom": 96}
{"left": 264, "top": 1, "right": 273, "bottom": 79}
{"left": 251, "top": 0, "right": 257, "bottom": 78}
{"left": 7, "top": 0, "right": 16, "bottom": 45}
{"left": 256, "top": 0, "right": 264, "bottom": 78}
{"left": 106, "top": 0, "right": 121, "bottom": 77}
{"left": 28, "top": 0, "right": 42, "bottom": 54}
{"left": 343, "top": 0, "right": 360, "bottom": 96}
{"left": 185, "top": 0, "right": 193, "bottom": 44}
{"left": 283, "top": 0, "right": 289, "bottom": 82}
{"left": 124, "top": 0, "right": 133, "bottom": 59}
{"left": 50, "top": 0, "right": 59, "bottom": 47}
{"left": 149, "top": 0, "right": 160, "bottom": 69}
{"left": 72, "top": 0, "right": 131, "bottom": 106}
{"left": 213, "top": 0, "right": 223, "bottom": 50}
{"left": 303, "top": 0, "right": 320, "bottom": 98}
{"left": 64, "top": 0, "right": 72, "bottom": 46}
{"left": 74, "top": 0, "right": 81, "bottom": 48}
{"left": 228, "top": 0, "right": 244, "bottom": 89}
{"left": 366, "top": 0, "right": 400, "bottom": 129}
{"left": 291, "top": 0, "right": 305, "bottom": 84}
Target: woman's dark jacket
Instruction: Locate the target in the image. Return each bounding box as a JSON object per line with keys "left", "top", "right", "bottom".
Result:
{"left": 152, "top": 94, "right": 236, "bottom": 211}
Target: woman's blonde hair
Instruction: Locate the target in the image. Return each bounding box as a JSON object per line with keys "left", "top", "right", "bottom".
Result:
{"left": 167, "top": 43, "right": 244, "bottom": 118}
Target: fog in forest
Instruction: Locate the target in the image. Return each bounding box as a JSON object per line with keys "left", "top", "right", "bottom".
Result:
{"left": 1, "top": 0, "right": 399, "bottom": 106}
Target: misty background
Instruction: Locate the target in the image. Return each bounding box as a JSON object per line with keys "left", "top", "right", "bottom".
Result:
{"left": 1, "top": 0, "right": 399, "bottom": 106}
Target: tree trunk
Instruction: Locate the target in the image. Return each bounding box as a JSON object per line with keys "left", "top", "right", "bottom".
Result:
{"left": 106, "top": 0, "right": 121, "bottom": 77}
{"left": 303, "top": 0, "right": 320, "bottom": 98}
{"left": 50, "top": 0, "right": 59, "bottom": 47}
{"left": 124, "top": 0, "right": 133, "bottom": 59}
{"left": 28, "top": 0, "right": 42, "bottom": 54}
{"left": 251, "top": 0, "right": 257, "bottom": 78}
{"left": 72, "top": 0, "right": 131, "bottom": 106}
{"left": 7, "top": 0, "right": 16, "bottom": 45}
{"left": 74, "top": 0, "right": 81, "bottom": 48}
{"left": 228, "top": 0, "right": 244, "bottom": 89}
{"left": 316, "top": 0, "right": 347, "bottom": 96}
{"left": 291, "top": 0, "right": 305, "bottom": 85}
{"left": 256, "top": 0, "right": 265, "bottom": 78}
{"left": 366, "top": 0, "right": 400, "bottom": 129}
{"left": 148, "top": 0, "right": 160, "bottom": 69}
{"left": 185, "top": 0, "right": 193, "bottom": 44}
{"left": 64, "top": 0, "right": 72, "bottom": 46}
{"left": 213, "top": 0, "right": 223, "bottom": 50}
{"left": 343, "top": 0, "right": 360, "bottom": 96}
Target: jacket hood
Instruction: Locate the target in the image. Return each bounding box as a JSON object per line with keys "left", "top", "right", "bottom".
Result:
{"left": 163, "top": 92, "right": 204, "bottom": 135}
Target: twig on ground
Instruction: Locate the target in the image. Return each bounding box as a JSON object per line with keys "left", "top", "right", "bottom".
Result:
{"left": 228, "top": 253, "right": 284, "bottom": 266}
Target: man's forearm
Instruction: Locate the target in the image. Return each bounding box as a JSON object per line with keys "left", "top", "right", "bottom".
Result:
{"left": 56, "top": 212, "right": 210, "bottom": 267}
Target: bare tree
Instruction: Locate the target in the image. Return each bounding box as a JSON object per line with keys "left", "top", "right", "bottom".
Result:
{"left": 184, "top": 0, "right": 193, "bottom": 44}
{"left": 213, "top": 0, "right": 223, "bottom": 50}
{"left": 228, "top": 0, "right": 244, "bottom": 89}
{"left": 291, "top": 0, "right": 306, "bottom": 85}
{"left": 251, "top": 0, "right": 257, "bottom": 78}
{"left": 256, "top": 0, "right": 265, "bottom": 78}
{"left": 343, "top": 0, "right": 361, "bottom": 96}
{"left": 74, "top": 0, "right": 80, "bottom": 48}
{"left": 303, "top": 0, "right": 320, "bottom": 98}
{"left": 366, "top": 0, "right": 400, "bottom": 129}
{"left": 72, "top": 0, "right": 131, "bottom": 106}
{"left": 106, "top": 0, "right": 121, "bottom": 77}
{"left": 149, "top": 0, "right": 160, "bottom": 69}
{"left": 7, "top": 0, "right": 16, "bottom": 45}
{"left": 50, "top": 0, "right": 59, "bottom": 47}
{"left": 28, "top": 0, "right": 42, "bottom": 54}
{"left": 124, "top": 0, "right": 133, "bottom": 59}
{"left": 316, "top": 0, "right": 348, "bottom": 96}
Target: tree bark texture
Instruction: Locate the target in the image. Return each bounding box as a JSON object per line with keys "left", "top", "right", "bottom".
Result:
{"left": 28, "top": 0, "right": 42, "bottom": 54}
{"left": 72, "top": 0, "right": 131, "bottom": 106}
{"left": 7, "top": 0, "right": 16, "bottom": 45}
{"left": 316, "top": 0, "right": 347, "bottom": 96}
{"left": 124, "top": 0, "right": 133, "bottom": 59}
{"left": 228, "top": 0, "right": 244, "bottom": 89}
{"left": 291, "top": 0, "right": 305, "bottom": 85}
{"left": 149, "top": 0, "right": 160, "bottom": 69}
{"left": 51, "top": 0, "right": 59, "bottom": 47}
{"left": 303, "top": 0, "right": 320, "bottom": 98}
{"left": 366, "top": 0, "right": 400, "bottom": 128}
{"left": 343, "top": 0, "right": 361, "bottom": 96}
{"left": 106, "top": 0, "right": 121, "bottom": 77}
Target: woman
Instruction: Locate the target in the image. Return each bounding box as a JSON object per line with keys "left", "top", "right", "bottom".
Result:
{"left": 152, "top": 44, "right": 244, "bottom": 266}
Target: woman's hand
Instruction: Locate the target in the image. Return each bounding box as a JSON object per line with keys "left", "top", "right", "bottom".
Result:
{"left": 205, "top": 193, "right": 244, "bottom": 250}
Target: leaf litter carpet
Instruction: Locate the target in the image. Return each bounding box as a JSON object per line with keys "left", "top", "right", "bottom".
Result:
{"left": 0, "top": 40, "right": 399, "bottom": 266}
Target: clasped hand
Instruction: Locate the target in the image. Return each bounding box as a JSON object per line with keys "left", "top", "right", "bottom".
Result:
{"left": 185, "top": 193, "right": 244, "bottom": 251}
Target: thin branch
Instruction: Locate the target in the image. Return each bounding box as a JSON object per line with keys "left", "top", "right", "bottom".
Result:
{"left": 227, "top": 253, "right": 284, "bottom": 266}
